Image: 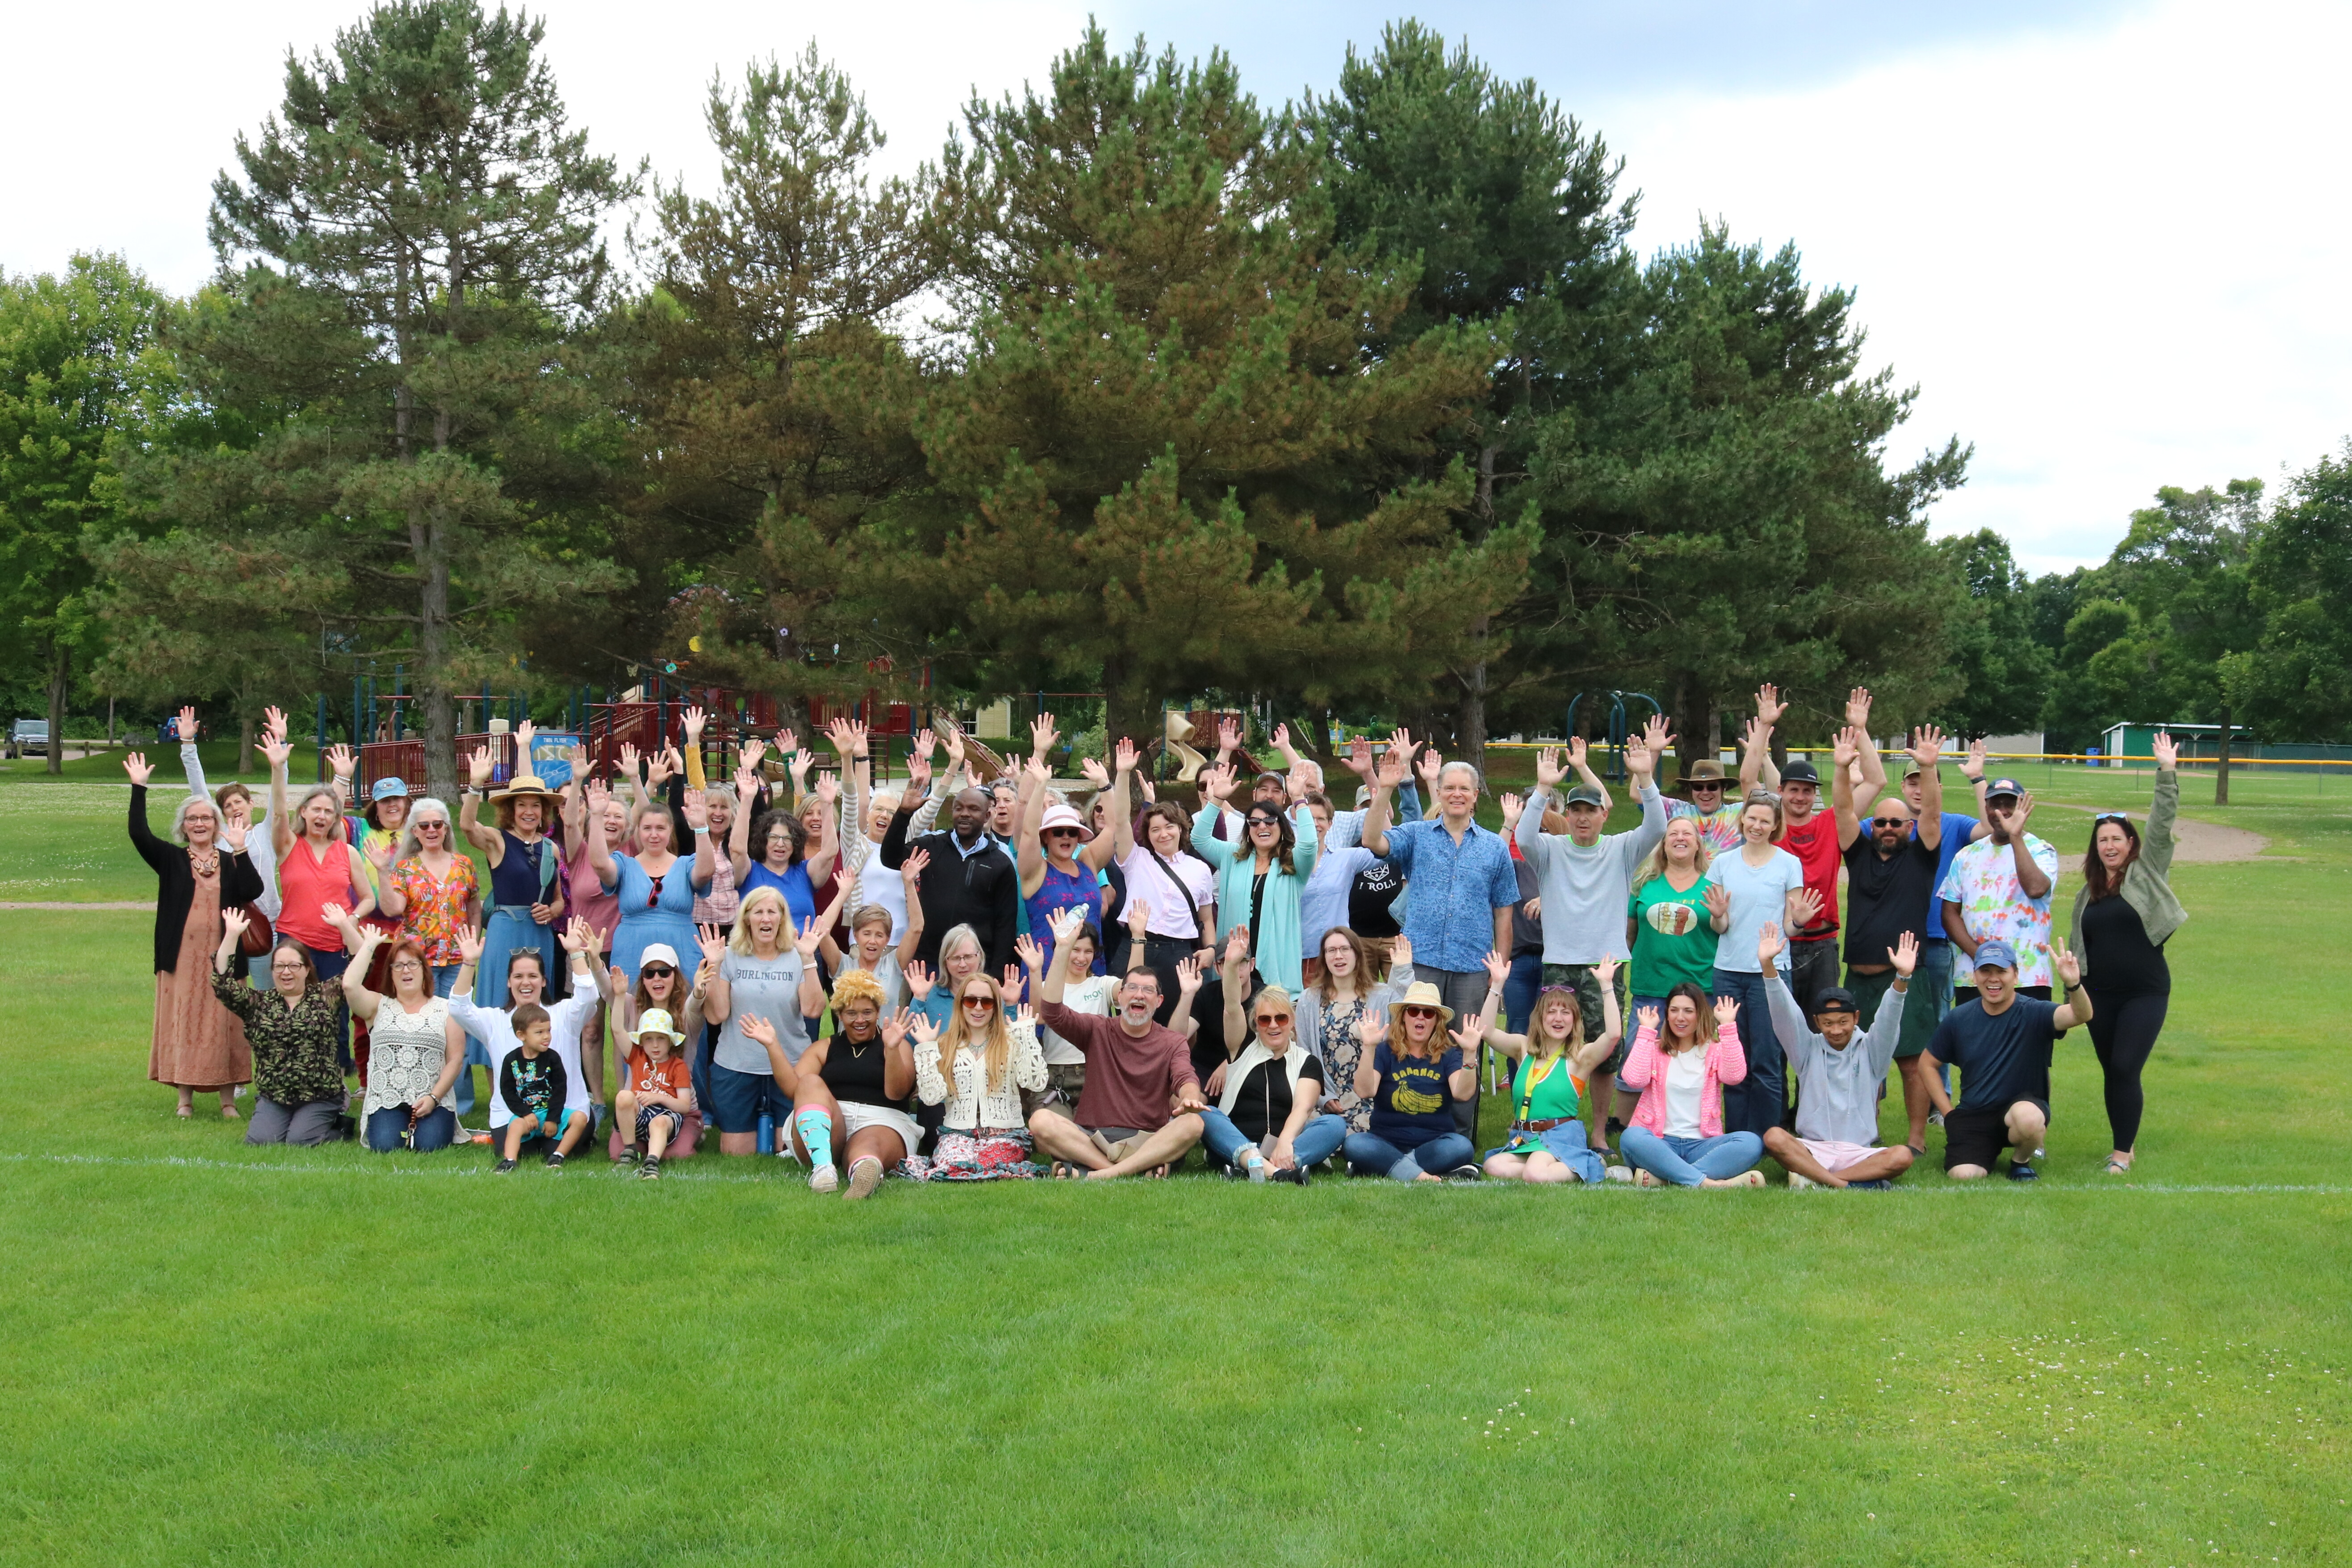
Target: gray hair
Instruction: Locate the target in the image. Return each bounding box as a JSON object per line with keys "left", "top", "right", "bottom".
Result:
{"left": 170, "top": 792, "right": 222, "bottom": 844}
{"left": 393, "top": 796, "right": 454, "bottom": 862}
{"left": 1437, "top": 760, "right": 1484, "bottom": 792}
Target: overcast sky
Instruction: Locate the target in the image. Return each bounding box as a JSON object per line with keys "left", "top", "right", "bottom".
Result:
{"left": 7, "top": 0, "right": 2345, "bottom": 574}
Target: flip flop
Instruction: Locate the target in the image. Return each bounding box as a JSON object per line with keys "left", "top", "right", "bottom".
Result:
{"left": 2103, "top": 1157, "right": 2132, "bottom": 1176}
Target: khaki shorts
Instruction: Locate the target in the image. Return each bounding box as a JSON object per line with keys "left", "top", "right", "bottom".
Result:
{"left": 1021, "top": 1062, "right": 1086, "bottom": 1119}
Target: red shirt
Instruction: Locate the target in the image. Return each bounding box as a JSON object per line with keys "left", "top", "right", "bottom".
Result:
{"left": 1035, "top": 1000, "right": 1197, "bottom": 1132}
{"left": 1780, "top": 812, "right": 1843, "bottom": 942}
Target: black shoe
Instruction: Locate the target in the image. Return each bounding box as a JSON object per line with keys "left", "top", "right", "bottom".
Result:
{"left": 1444, "top": 1164, "right": 1483, "bottom": 1183}
{"left": 494, "top": 1158, "right": 517, "bottom": 1173}
{"left": 544, "top": 1150, "right": 567, "bottom": 1170}
{"left": 2006, "top": 1159, "right": 2038, "bottom": 1183}
{"left": 638, "top": 1156, "right": 661, "bottom": 1181}
{"left": 1845, "top": 1178, "right": 1892, "bottom": 1190}
{"left": 1272, "top": 1164, "right": 1309, "bottom": 1187}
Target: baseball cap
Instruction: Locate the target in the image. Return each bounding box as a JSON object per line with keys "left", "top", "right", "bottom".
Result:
{"left": 638, "top": 943, "right": 682, "bottom": 973}
{"left": 370, "top": 776, "right": 410, "bottom": 801}
{"left": 1780, "top": 758, "right": 1820, "bottom": 786}
{"left": 1564, "top": 782, "right": 1606, "bottom": 807}
{"left": 1812, "top": 987, "right": 1858, "bottom": 1014}
{"left": 1972, "top": 939, "right": 2019, "bottom": 972}
{"left": 1984, "top": 777, "right": 2025, "bottom": 800}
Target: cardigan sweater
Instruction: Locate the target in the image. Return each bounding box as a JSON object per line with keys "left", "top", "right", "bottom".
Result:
{"left": 130, "top": 784, "right": 264, "bottom": 974}
{"left": 1619, "top": 1021, "right": 1747, "bottom": 1139}
{"left": 1191, "top": 803, "right": 1320, "bottom": 994}
{"left": 2068, "top": 768, "right": 2189, "bottom": 983}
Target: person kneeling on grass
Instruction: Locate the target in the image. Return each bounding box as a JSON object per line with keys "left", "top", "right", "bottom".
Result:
{"left": 1029, "top": 944, "right": 1210, "bottom": 1180}
{"left": 495, "top": 1003, "right": 586, "bottom": 1171}
{"left": 1343, "top": 980, "right": 1486, "bottom": 1182}
{"left": 1616, "top": 984, "right": 1765, "bottom": 1188}
{"left": 1479, "top": 952, "right": 1623, "bottom": 1185}
{"left": 212, "top": 912, "right": 351, "bottom": 1146}
{"left": 1205, "top": 926, "right": 1346, "bottom": 1184}
{"left": 1922, "top": 937, "right": 2093, "bottom": 1183}
{"left": 772, "top": 969, "right": 923, "bottom": 1199}
{"left": 1760, "top": 923, "right": 1916, "bottom": 1189}
{"left": 615, "top": 1009, "right": 696, "bottom": 1179}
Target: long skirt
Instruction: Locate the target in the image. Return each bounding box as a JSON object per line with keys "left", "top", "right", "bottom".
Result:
{"left": 150, "top": 866, "right": 250, "bottom": 1091}
{"left": 897, "top": 1126, "right": 1046, "bottom": 1181}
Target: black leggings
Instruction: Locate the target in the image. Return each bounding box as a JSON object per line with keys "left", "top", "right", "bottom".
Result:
{"left": 2085, "top": 989, "right": 2168, "bottom": 1151}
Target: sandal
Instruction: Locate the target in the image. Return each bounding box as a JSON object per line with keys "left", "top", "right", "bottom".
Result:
{"left": 2103, "top": 1157, "right": 2133, "bottom": 1176}
{"left": 1050, "top": 1160, "right": 1081, "bottom": 1180}
{"left": 175, "top": 1104, "right": 192, "bottom": 1120}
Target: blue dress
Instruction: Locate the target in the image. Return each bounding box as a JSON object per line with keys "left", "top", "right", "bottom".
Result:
{"left": 741, "top": 860, "right": 816, "bottom": 934}
{"left": 477, "top": 831, "right": 558, "bottom": 1011}
{"left": 607, "top": 853, "right": 708, "bottom": 985}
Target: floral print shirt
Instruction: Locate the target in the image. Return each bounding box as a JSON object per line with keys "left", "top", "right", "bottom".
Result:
{"left": 210, "top": 971, "right": 347, "bottom": 1107}
{"left": 1318, "top": 995, "right": 1373, "bottom": 1133}
{"left": 392, "top": 855, "right": 480, "bottom": 966}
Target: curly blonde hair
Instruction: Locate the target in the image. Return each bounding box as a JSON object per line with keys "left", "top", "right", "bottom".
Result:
{"left": 831, "top": 967, "right": 887, "bottom": 1016}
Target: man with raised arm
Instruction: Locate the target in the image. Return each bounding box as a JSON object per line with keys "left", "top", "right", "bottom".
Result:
{"left": 1761, "top": 921, "right": 1918, "bottom": 1189}
{"left": 1027, "top": 912, "right": 1211, "bottom": 1179}
{"left": 1833, "top": 723, "right": 1948, "bottom": 1155}
{"left": 1922, "top": 936, "right": 2092, "bottom": 1182}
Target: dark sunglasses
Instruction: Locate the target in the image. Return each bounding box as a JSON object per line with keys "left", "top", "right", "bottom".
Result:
{"left": 1869, "top": 816, "right": 1908, "bottom": 828}
{"left": 1045, "top": 827, "right": 1084, "bottom": 839}
{"left": 1253, "top": 1013, "right": 1291, "bottom": 1027}
{"left": 961, "top": 996, "right": 997, "bottom": 1012}
{"left": 640, "top": 964, "right": 676, "bottom": 978}
{"left": 1687, "top": 781, "right": 1725, "bottom": 791}
{"left": 1401, "top": 1005, "right": 1441, "bottom": 1019}
{"left": 644, "top": 872, "right": 665, "bottom": 908}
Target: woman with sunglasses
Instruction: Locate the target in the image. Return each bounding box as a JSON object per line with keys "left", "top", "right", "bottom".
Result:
{"left": 1191, "top": 761, "right": 1319, "bottom": 993}
{"left": 1016, "top": 736, "right": 1119, "bottom": 978}
{"left": 604, "top": 940, "right": 703, "bottom": 1160}
{"left": 1479, "top": 952, "right": 1623, "bottom": 1184}
{"left": 330, "top": 909, "right": 467, "bottom": 1151}
{"left": 1209, "top": 928, "right": 1345, "bottom": 1183}
{"left": 1343, "top": 979, "right": 1487, "bottom": 1181}
{"left": 1617, "top": 983, "right": 1766, "bottom": 1188}
{"left": 699, "top": 886, "right": 828, "bottom": 1162}
{"left": 373, "top": 799, "right": 480, "bottom": 997}
{"left": 582, "top": 774, "right": 714, "bottom": 989}
{"left": 2069, "top": 730, "right": 2186, "bottom": 1175}
{"left": 456, "top": 725, "right": 563, "bottom": 1017}
{"left": 899, "top": 973, "right": 1051, "bottom": 1180}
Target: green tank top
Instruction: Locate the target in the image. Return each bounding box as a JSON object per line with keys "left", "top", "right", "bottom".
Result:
{"left": 1509, "top": 1052, "right": 1582, "bottom": 1124}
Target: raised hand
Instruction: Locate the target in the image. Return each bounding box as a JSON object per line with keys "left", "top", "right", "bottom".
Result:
{"left": 1451, "top": 1018, "right": 1486, "bottom": 1055}
{"left": 364, "top": 835, "right": 395, "bottom": 869}
{"left": 1482, "top": 949, "right": 1510, "bottom": 990}
{"left": 1015, "top": 932, "right": 1046, "bottom": 973}
{"left": 515, "top": 719, "right": 536, "bottom": 753}
{"left": 1712, "top": 995, "right": 1740, "bottom": 1031}
{"left": 220, "top": 907, "right": 251, "bottom": 946}
{"left": 682, "top": 794, "right": 711, "bottom": 833}
{"left": 697, "top": 923, "right": 728, "bottom": 965}
{"left": 904, "top": 742, "right": 933, "bottom": 794}
{"left": 902, "top": 959, "right": 935, "bottom": 1003}
{"left": 1595, "top": 954, "right": 1618, "bottom": 990}
{"left": 739, "top": 1013, "right": 779, "bottom": 1050}
{"left": 1343, "top": 734, "right": 1376, "bottom": 779}
{"left": 1624, "top": 729, "right": 1653, "bottom": 778}
{"left": 2008, "top": 790, "right": 2036, "bottom": 832}
{"left": 320, "top": 901, "right": 351, "bottom": 932}
{"left": 456, "top": 924, "right": 485, "bottom": 965}
{"left": 122, "top": 752, "right": 154, "bottom": 786}
{"left": 1844, "top": 686, "right": 1874, "bottom": 733}
{"left": 787, "top": 748, "right": 814, "bottom": 784}
{"left": 908, "top": 1014, "right": 940, "bottom": 1048}
{"left": 1113, "top": 736, "right": 1140, "bottom": 775}
{"left": 1373, "top": 744, "right": 1410, "bottom": 790}
{"left": 1889, "top": 929, "right": 1919, "bottom": 979}
{"left": 1740, "top": 716, "right": 1771, "bottom": 757}
{"left": 1390, "top": 932, "right": 1413, "bottom": 971}
{"left": 221, "top": 817, "right": 249, "bottom": 854}
{"left": 646, "top": 747, "right": 679, "bottom": 787}
{"left": 1030, "top": 711, "right": 1059, "bottom": 759}
{"left": 326, "top": 743, "right": 356, "bottom": 778}
{"left": 943, "top": 728, "right": 966, "bottom": 769}
{"left": 814, "top": 772, "right": 840, "bottom": 807}
{"left": 1643, "top": 713, "right": 1675, "bottom": 757}
{"left": 1216, "top": 716, "right": 1242, "bottom": 758}
{"left": 470, "top": 745, "right": 496, "bottom": 787}
{"left": 1415, "top": 746, "right": 1444, "bottom": 787}
{"left": 1757, "top": 920, "right": 1786, "bottom": 966}
{"left": 1963, "top": 737, "right": 1987, "bottom": 781}
{"left": 1200, "top": 762, "right": 1235, "bottom": 803}
{"left": 1702, "top": 882, "right": 1730, "bottom": 924}
{"left": 1271, "top": 722, "right": 1294, "bottom": 761}
{"left": 1223, "top": 924, "right": 1250, "bottom": 971}
{"left": 682, "top": 706, "right": 707, "bottom": 740}
{"left": 1000, "top": 965, "right": 1025, "bottom": 1004}
{"left": 1754, "top": 683, "right": 1787, "bottom": 727}
{"left": 1023, "top": 754, "right": 1052, "bottom": 790}
{"left": 1908, "top": 726, "right": 1946, "bottom": 770}
{"left": 824, "top": 716, "right": 856, "bottom": 755}
{"left": 1499, "top": 792, "right": 1523, "bottom": 833}
{"left": 1013, "top": 1002, "right": 1037, "bottom": 1032}
{"left": 2151, "top": 730, "right": 2178, "bottom": 771}
{"left": 583, "top": 777, "right": 611, "bottom": 815}
{"left": 259, "top": 728, "right": 293, "bottom": 769}
{"left": 1126, "top": 894, "right": 1150, "bottom": 935}
{"left": 1049, "top": 905, "right": 1085, "bottom": 948}
{"left": 772, "top": 728, "right": 799, "bottom": 760}
{"left": 732, "top": 765, "right": 760, "bottom": 799}
{"left": 1788, "top": 887, "right": 1824, "bottom": 930}
{"left": 1357, "top": 1008, "right": 1389, "bottom": 1049}
{"left": 911, "top": 727, "right": 936, "bottom": 764}
{"left": 2053, "top": 934, "right": 2081, "bottom": 989}
{"left": 1566, "top": 736, "right": 1589, "bottom": 773}
{"left": 881, "top": 1008, "right": 916, "bottom": 1050}
{"left": 616, "top": 742, "right": 640, "bottom": 781}
{"left": 1532, "top": 747, "right": 1565, "bottom": 789}
{"left": 176, "top": 706, "right": 199, "bottom": 743}
{"left": 1080, "top": 754, "right": 1111, "bottom": 789}
{"left": 263, "top": 705, "right": 288, "bottom": 740}
{"left": 900, "top": 847, "right": 930, "bottom": 885}
{"left": 559, "top": 916, "right": 598, "bottom": 955}
{"left": 1174, "top": 954, "right": 1204, "bottom": 995}
{"left": 1833, "top": 727, "right": 1860, "bottom": 769}
{"left": 1636, "top": 1004, "right": 1661, "bottom": 1036}
{"left": 792, "top": 916, "right": 825, "bottom": 958}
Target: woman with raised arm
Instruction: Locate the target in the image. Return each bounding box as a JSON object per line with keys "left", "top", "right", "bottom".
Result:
{"left": 456, "top": 724, "right": 564, "bottom": 1016}
{"left": 1210, "top": 928, "right": 1345, "bottom": 1183}
{"left": 447, "top": 916, "right": 609, "bottom": 1162}
{"left": 2070, "top": 729, "right": 2188, "bottom": 1175}
{"left": 327, "top": 907, "right": 466, "bottom": 1151}
{"left": 1298, "top": 926, "right": 1418, "bottom": 1137}
{"left": 1480, "top": 950, "right": 1624, "bottom": 1184}
{"left": 371, "top": 796, "right": 479, "bottom": 995}
{"left": 753, "top": 970, "right": 921, "bottom": 1200}
{"left": 130, "top": 750, "right": 265, "bottom": 1119}
{"left": 731, "top": 759, "right": 837, "bottom": 939}
{"left": 699, "top": 887, "right": 827, "bottom": 1162}
{"left": 897, "top": 973, "right": 1051, "bottom": 1181}
{"left": 1343, "top": 978, "right": 1485, "bottom": 1182}
{"left": 210, "top": 909, "right": 347, "bottom": 1144}
{"left": 1105, "top": 738, "right": 1215, "bottom": 1020}
{"left": 836, "top": 719, "right": 917, "bottom": 944}
{"left": 1616, "top": 984, "right": 1766, "bottom": 1188}
{"left": 1703, "top": 773, "right": 1814, "bottom": 1141}
{"left": 582, "top": 772, "right": 713, "bottom": 988}
{"left": 176, "top": 706, "right": 285, "bottom": 979}
{"left": 824, "top": 849, "right": 929, "bottom": 1012}
{"left": 1190, "top": 760, "right": 1319, "bottom": 993}
{"left": 1016, "top": 720, "right": 1118, "bottom": 976}
{"left": 271, "top": 734, "right": 374, "bottom": 1066}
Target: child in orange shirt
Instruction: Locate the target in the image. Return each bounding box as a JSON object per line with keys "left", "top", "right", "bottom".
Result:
{"left": 618, "top": 1008, "right": 696, "bottom": 1179}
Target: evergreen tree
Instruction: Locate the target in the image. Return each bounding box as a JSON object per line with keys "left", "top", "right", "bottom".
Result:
{"left": 1931, "top": 529, "right": 2054, "bottom": 739}
{"left": 166, "top": 0, "right": 633, "bottom": 797}
{"left": 908, "top": 26, "right": 1527, "bottom": 750}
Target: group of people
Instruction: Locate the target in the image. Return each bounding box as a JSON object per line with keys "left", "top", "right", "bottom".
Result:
{"left": 130, "top": 684, "right": 2188, "bottom": 1192}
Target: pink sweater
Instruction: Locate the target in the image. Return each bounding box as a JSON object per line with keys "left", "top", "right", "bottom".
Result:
{"left": 1620, "top": 1023, "right": 1747, "bottom": 1139}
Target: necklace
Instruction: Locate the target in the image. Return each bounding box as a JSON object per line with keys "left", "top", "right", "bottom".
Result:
{"left": 188, "top": 848, "right": 220, "bottom": 878}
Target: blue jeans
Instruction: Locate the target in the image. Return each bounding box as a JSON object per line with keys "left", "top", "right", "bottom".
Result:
{"left": 1502, "top": 952, "right": 1544, "bottom": 1035}
{"left": 1201, "top": 1109, "right": 1347, "bottom": 1171}
{"left": 364, "top": 1104, "right": 457, "bottom": 1152}
{"left": 1344, "top": 1129, "right": 1476, "bottom": 1181}
{"left": 306, "top": 944, "right": 353, "bottom": 1073}
{"left": 1620, "top": 1127, "right": 1763, "bottom": 1187}
{"left": 1712, "top": 968, "right": 1782, "bottom": 1139}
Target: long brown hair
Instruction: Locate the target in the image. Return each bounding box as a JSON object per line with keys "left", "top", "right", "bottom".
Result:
{"left": 1659, "top": 981, "right": 1712, "bottom": 1056}
{"left": 1314, "top": 926, "right": 1373, "bottom": 1003}
{"left": 2082, "top": 815, "right": 2142, "bottom": 901}
{"left": 1528, "top": 989, "right": 1583, "bottom": 1061}
{"left": 938, "top": 972, "right": 1012, "bottom": 1095}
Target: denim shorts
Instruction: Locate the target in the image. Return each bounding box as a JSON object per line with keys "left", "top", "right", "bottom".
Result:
{"left": 707, "top": 1062, "right": 794, "bottom": 1134}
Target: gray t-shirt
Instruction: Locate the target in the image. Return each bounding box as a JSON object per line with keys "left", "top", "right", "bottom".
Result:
{"left": 1515, "top": 784, "right": 1667, "bottom": 965}
{"left": 715, "top": 948, "right": 809, "bottom": 1075}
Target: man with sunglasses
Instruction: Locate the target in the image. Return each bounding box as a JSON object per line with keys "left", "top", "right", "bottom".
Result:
{"left": 1833, "top": 724, "right": 1948, "bottom": 1153}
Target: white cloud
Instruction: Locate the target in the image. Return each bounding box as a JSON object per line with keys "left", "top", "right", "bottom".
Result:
{"left": 1590, "top": 0, "right": 2352, "bottom": 572}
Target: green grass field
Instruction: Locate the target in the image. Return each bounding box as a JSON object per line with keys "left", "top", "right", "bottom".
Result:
{"left": 3, "top": 757, "right": 2347, "bottom": 1565}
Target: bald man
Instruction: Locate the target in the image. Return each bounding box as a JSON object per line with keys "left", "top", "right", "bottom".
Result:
{"left": 1833, "top": 725, "right": 1947, "bottom": 1153}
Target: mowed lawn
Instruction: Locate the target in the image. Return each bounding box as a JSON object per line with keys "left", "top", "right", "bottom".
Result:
{"left": 3, "top": 759, "right": 2348, "bottom": 1566}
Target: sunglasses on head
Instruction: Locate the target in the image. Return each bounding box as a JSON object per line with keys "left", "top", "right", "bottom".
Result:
{"left": 2094, "top": 811, "right": 2131, "bottom": 824}
{"left": 1536, "top": 983, "right": 1578, "bottom": 997}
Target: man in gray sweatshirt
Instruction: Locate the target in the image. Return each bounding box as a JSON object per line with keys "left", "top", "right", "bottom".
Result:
{"left": 1760, "top": 921, "right": 1917, "bottom": 1188}
{"left": 1515, "top": 714, "right": 1670, "bottom": 1150}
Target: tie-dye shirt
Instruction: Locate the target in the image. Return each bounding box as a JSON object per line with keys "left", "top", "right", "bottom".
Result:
{"left": 1936, "top": 834, "right": 2061, "bottom": 987}
{"left": 1665, "top": 800, "right": 1745, "bottom": 856}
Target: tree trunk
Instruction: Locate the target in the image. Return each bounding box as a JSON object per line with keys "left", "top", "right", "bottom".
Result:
{"left": 239, "top": 708, "right": 255, "bottom": 778}
{"left": 2214, "top": 704, "right": 2232, "bottom": 806}
{"left": 419, "top": 504, "right": 458, "bottom": 803}
{"left": 45, "top": 641, "right": 68, "bottom": 776}
{"left": 1100, "top": 653, "right": 1151, "bottom": 775}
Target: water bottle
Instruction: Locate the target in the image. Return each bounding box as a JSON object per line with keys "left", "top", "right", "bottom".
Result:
{"left": 756, "top": 1112, "right": 774, "bottom": 1155}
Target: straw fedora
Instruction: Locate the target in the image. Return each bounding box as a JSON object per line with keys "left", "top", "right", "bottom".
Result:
{"left": 1385, "top": 979, "right": 1455, "bottom": 1031}
{"left": 489, "top": 770, "right": 562, "bottom": 804}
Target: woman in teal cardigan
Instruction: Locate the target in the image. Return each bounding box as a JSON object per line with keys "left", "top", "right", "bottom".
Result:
{"left": 1190, "top": 766, "right": 1319, "bottom": 994}
{"left": 2068, "top": 731, "right": 2188, "bottom": 1176}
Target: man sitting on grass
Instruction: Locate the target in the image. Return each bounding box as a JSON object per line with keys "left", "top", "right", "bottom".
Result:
{"left": 1922, "top": 937, "right": 2093, "bottom": 1182}
{"left": 1028, "top": 950, "right": 1210, "bottom": 1179}
{"left": 1760, "top": 923, "right": 1917, "bottom": 1189}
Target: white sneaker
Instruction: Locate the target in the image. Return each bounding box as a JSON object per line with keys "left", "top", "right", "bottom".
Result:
{"left": 808, "top": 1163, "right": 839, "bottom": 1194}
{"left": 1786, "top": 1172, "right": 1819, "bottom": 1190}
{"left": 845, "top": 1157, "right": 883, "bottom": 1201}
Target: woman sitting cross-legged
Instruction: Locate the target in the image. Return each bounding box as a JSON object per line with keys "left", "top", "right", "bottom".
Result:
{"left": 897, "top": 973, "right": 1051, "bottom": 1181}
{"left": 1616, "top": 983, "right": 1766, "bottom": 1188}
{"left": 1207, "top": 926, "right": 1347, "bottom": 1184}
{"left": 758, "top": 969, "right": 922, "bottom": 1201}
{"left": 211, "top": 911, "right": 350, "bottom": 1146}
{"left": 328, "top": 907, "right": 466, "bottom": 1151}
{"left": 1343, "top": 979, "right": 1486, "bottom": 1182}
{"left": 1479, "top": 951, "right": 1624, "bottom": 1185}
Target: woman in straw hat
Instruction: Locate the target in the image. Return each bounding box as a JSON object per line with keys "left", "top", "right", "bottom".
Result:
{"left": 1015, "top": 728, "right": 1118, "bottom": 978}
{"left": 458, "top": 720, "right": 567, "bottom": 1014}
{"left": 1340, "top": 977, "right": 1490, "bottom": 1181}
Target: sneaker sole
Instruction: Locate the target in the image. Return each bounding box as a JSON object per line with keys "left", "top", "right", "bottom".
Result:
{"left": 809, "top": 1167, "right": 840, "bottom": 1194}
{"left": 845, "top": 1160, "right": 883, "bottom": 1201}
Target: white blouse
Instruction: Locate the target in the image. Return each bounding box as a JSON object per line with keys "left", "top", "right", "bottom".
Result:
{"left": 915, "top": 1019, "right": 1047, "bottom": 1130}
{"left": 362, "top": 995, "right": 453, "bottom": 1115}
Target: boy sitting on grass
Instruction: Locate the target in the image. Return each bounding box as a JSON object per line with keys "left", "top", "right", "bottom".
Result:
{"left": 617, "top": 1008, "right": 696, "bottom": 1179}
{"left": 495, "top": 1004, "right": 584, "bottom": 1171}
{"left": 1759, "top": 922, "right": 1918, "bottom": 1189}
